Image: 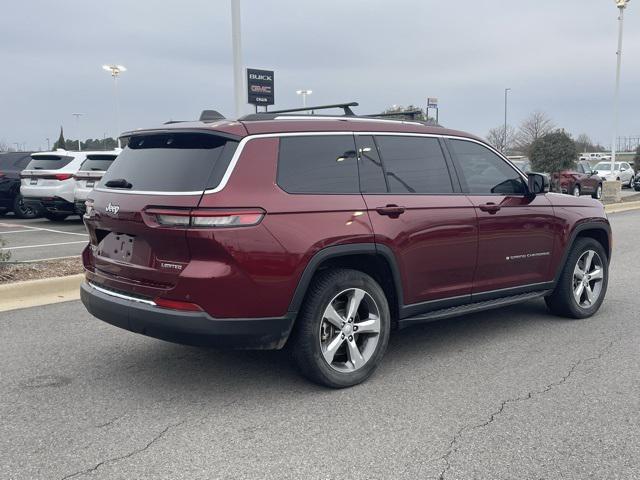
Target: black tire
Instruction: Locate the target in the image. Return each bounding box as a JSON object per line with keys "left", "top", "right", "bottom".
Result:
{"left": 13, "top": 195, "right": 41, "bottom": 219}
{"left": 545, "top": 237, "right": 608, "bottom": 319}
{"left": 629, "top": 176, "right": 635, "bottom": 188}
{"left": 44, "top": 212, "right": 69, "bottom": 222}
{"left": 635, "top": 185, "right": 640, "bottom": 192}
{"left": 291, "top": 268, "right": 391, "bottom": 388}
{"left": 591, "top": 183, "right": 603, "bottom": 200}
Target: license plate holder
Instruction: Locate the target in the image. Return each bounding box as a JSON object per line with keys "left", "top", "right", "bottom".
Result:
{"left": 86, "top": 180, "right": 95, "bottom": 188}
{"left": 98, "top": 233, "right": 136, "bottom": 263}
{"left": 30, "top": 178, "right": 38, "bottom": 185}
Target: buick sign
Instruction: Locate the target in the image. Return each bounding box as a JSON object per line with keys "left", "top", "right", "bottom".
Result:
{"left": 247, "top": 68, "right": 275, "bottom": 106}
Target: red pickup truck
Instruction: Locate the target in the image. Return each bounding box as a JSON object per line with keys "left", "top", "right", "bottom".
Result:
{"left": 553, "top": 161, "right": 602, "bottom": 199}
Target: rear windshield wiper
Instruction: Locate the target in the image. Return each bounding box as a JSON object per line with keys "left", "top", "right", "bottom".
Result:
{"left": 104, "top": 178, "right": 132, "bottom": 189}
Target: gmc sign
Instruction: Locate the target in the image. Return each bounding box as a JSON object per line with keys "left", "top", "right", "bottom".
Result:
{"left": 247, "top": 68, "right": 275, "bottom": 106}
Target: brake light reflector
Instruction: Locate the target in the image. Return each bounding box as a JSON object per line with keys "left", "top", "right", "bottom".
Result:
{"left": 154, "top": 297, "right": 203, "bottom": 311}
{"left": 54, "top": 174, "right": 73, "bottom": 181}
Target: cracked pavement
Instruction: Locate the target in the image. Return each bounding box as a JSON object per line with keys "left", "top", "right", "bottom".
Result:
{"left": 1, "top": 210, "right": 639, "bottom": 480}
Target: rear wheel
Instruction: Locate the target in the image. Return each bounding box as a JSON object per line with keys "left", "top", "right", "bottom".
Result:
{"left": 291, "top": 268, "right": 391, "bottom": 388}
{"left": 572, "top": 185, "right": 581, "bottom": 197}
{"left": 13, "top": 195, "right": 40, "bottom": 219}
{"left": 545, "top": 238, "right": 608, "bottom": 319}
{"left": 629, "top": 176, "right": 635, "bottom": 188}
{"left": 591, "top": 183, "right": 603, "bottom": 200}
{"left": 44, "top": 212, "right": 69, "bottom": 222}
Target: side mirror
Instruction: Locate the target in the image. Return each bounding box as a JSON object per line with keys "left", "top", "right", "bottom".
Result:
{"left": 527, "top": 172, "right": 549, "bottom": 196}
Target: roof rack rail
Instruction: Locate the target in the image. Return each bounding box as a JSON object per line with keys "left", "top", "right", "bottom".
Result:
{"left": 268, "top": 102, "right": 359, "bottom": 116}
{"left": 365, "top": 109, "right": 423, "bottom": 120}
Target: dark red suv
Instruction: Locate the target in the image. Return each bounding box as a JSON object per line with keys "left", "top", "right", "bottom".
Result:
{"left": 80, "top": 105, "right": 611, "bottom": 387}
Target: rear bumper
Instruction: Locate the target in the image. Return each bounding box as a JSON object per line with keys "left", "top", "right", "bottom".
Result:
{"left": 80, "top": 280, "right": 295, "bottom": 349}
{"left": 23, "top": 196, "right": 75, "bottom": 214}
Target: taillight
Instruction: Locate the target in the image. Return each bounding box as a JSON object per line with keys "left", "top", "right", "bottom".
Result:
{"left": 154, "top": 297, "right": 203, "bottom": 311}
{"left": 0, "top": 171, "right": 5, "bottom": 178}
{"left": 54, "top": 173, "right": 72, "bottom": 181}
{"left": 85, "top": 199, "right": 95, "bottom": 217}
{"left": 145, "top": 208, "right": 265, "bottom": 228}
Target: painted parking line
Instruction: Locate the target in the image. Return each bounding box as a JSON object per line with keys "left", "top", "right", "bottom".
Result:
{"left": 0, "top": 222, "right": 88, "bottom": 237}
{"left": 0, "top": 240, "right": 88, "bottom": 251}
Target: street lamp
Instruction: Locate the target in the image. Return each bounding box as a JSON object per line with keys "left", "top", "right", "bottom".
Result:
{"left": 611, "top": 0, "right": 630, "bottom": 175}
{"left": 102, "top": 64, "right": 126, "bottom": 147}
{"left": 296, "top": 89, "right": 313, "bottom": 111}
{"left": 72, "top": 113, "right": 84, "bottom": 151}
{"left": 503, "top": 88, "right": 511, "bottom": 153}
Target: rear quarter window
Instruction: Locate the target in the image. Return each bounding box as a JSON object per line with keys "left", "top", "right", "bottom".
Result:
{"left": 277, "top": 135, "right": 359, "bottom": 194}
{"left": 26, "top": 155, "right": 74, "bottom": 170}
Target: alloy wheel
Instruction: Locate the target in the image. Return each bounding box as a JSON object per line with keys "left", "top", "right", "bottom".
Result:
{"left": 572, "top": 250, "right": 604, "bottom": 308}
{"left": 319, "top": 288, "right": 381, "bottom": 373}
{"left": 573, "top": 186, "right": 580, "bottom": 197}
{"left": 596, "top": 185, "right": 602, "bottom": 199}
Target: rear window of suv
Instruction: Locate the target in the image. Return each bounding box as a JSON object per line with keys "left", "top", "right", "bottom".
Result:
{"left": 26, "top": 155, "right": 74, "bottom": 170}
{"left": 79, "top": 154, "right": 118, "bottom": 172}
{"left": 99, "top": 133, "right": 238, "bottom": 192}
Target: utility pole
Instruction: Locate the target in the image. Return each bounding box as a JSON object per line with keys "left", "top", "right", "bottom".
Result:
{"left": 72, "top": 113, "right": 84, "bottom": 151}
{"left": 46, "top": 138, "right": 50, "bottom": 150}
{"left": 504, "top": 88, "right": 511, "bottom": 153}
{"left": 611, "top": 0, "right": 630, "bottom": 174}
{"left": 231, "top": 0, "right": 244, "bottom": 118}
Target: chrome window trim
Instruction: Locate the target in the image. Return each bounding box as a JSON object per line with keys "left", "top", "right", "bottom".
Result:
{"left": 92, "top": 130, "right": 522, "bottom": 196}
{"left": 88, "top": 282, "right": 156, "bottom": 306}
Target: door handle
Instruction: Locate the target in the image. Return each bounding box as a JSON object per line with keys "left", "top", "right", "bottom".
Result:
{"left": 376, "top": 204, "right": 406, "bottom": 217}
{"left": 478, "top": 202, "right": 501, "bottom": 214}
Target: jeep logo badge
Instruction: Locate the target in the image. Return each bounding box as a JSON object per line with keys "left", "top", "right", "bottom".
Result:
{"left": 105, "top": 202, "right": 120, "bottom": 215}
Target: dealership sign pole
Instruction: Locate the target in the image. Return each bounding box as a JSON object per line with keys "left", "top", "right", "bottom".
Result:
{"left": 247, "top": 68, "right": 275, "bottom": 112}
{"left": 427, "top": 98, "right": 438, "bottom": 124}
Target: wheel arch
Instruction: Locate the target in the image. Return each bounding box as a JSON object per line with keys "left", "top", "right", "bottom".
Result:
{"left": 288, "top": 243, "right": 403, "bottom": 325}
{"left": 554, "top": 221, "right": 612, "bottom": 284}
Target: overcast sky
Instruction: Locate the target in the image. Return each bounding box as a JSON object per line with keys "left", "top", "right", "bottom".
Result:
{"left": 1, "top": 0, "right": 639, "bottom": 150}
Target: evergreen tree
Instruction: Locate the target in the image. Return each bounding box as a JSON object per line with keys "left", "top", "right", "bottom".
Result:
{"left": 53, "top": 126, "right": 66, "bottom": 150}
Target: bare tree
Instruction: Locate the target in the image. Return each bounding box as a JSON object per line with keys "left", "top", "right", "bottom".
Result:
{"left": 486, "top": 125, "right": 516, "bottom": 153}
{"left": 515, "top": 111, "right": 555, "bottom": 154}
{"left": 575, "top": 133, "right": 592, "bottom": 153}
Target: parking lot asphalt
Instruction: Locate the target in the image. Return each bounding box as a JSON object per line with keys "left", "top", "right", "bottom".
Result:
{"left": 1, "top": 210, "right": 639, "bottom": 480}
{"left": 0, "top": 215, "right": 87, "bottom": 262}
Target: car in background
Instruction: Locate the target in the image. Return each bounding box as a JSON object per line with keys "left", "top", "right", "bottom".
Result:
{"left": 20, "top": 149, "right": 119, "bottom": 221}
{"left": 0, "top": 151, "right": 42, "bottom": 218}
{"left": 552, "top": 160, "right": 603, "bottom": 199}
{"left": 634, "top": 174, "right": 640, "bottom": 192}
{"left": 73, "top": 152, "right": 119, "bottom": 215}
{"left": 593, "top": 161, "right": 635, "bottom": 188}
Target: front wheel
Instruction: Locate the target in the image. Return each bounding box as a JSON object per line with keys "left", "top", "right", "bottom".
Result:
{"left": 629, "top": 176, "right": 635, "bottom": 188}
{"left": 291, "top": 269, "right": 391, "bottom": 388}
{"left": 572, "top": 185, "right": 581, "bottom": 197}
{"left": 545, "top": 238, "right": 608, "bottom": 319}
{"left": 591, "top": 184, "right": 603, "bottom": 200}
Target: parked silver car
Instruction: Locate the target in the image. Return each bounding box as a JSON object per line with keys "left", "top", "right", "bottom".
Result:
{"left": 593, "top": 161, "right": 635, "bottom": 188}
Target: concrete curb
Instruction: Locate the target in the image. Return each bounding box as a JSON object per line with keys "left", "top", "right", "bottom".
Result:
{"left": 604, "top": 200, "right": 640, "bottom": 214}
{"left": 0, "top": 274, "right": 84, "bottom": 312}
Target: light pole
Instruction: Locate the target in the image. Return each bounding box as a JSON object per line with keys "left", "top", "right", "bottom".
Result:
{"left": 72, "top": 113, "right": 84, "bottom": 151}
{"left": 296, "top": 89, "right": 313, "bottom": 110}
{"left": 102, "top": 64, "right": 126, "bottom": 147}
{"left": 46, "top": 138, "right": 50, "bottom": 150}
{"left": 611, "top": 0, "right": 630, "bottom": 174}
{"left": 231, "top": 0, "right": 244, "bottom": 118}
{"left": 503, "top": 88, "right": 511, "bottom": 153}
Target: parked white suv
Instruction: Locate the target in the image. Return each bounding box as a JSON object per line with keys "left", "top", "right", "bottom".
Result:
{"left": 593, "top": 161, "right": 635, "bottom": 188}
{"left": 21, "top": 149, "right": 119, "bottom": 221}
{"left": 73, "top": 152, "right": 119, "bottom": 215}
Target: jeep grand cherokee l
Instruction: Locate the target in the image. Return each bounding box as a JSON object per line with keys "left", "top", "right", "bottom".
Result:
{"left": 80, "top": 108, "right": 611, "bottom": 388}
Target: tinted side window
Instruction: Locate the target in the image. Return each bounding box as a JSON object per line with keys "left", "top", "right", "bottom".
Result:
{"left": 375, "top": 136, "right": 453, "bottom": 194}
{"left": 277, "top": 135, "right": 359, "bottom": 193}
{"left": 577, "top": 163, "right": 585, "bottom": 174}
{"left": 449, "top": 140, "right": 527, "bottom": 195}
{"left": 355, "top": 135, "right": 387, "bottom": 193}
